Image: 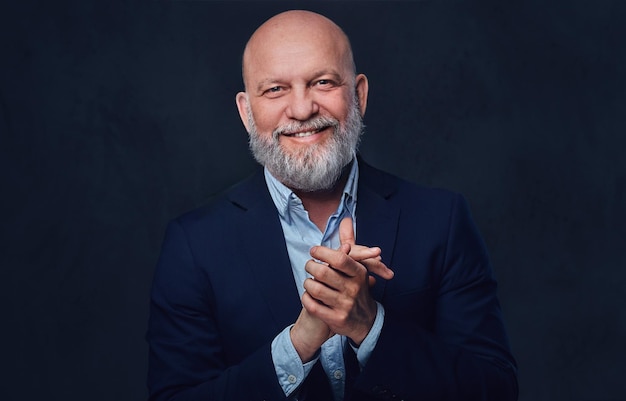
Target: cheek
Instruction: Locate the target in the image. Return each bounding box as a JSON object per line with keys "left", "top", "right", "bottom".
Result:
{"left": 320, "top": 92, "right": 353, "bottom": 121}
{"left": 250, "top": 102, "right": 284, "bottom": 133}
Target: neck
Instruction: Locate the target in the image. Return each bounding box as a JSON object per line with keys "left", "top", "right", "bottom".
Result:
{"left": 292, "top": 164, "right": 351, "bottom": 232}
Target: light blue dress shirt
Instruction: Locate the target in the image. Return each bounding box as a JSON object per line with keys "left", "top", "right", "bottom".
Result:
{"left": 266, "top": 159, "right": 385, "bottom": 401}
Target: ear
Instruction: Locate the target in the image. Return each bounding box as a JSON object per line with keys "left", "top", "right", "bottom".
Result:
{"left": 354, "top": 74, "right": 369, "bottom": 116}
{"left": 235, "top": 91, "right": 251, "bottom": 133}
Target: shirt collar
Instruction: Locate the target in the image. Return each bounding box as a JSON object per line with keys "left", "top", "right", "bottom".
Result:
{"left": 264, "top": 157, "right": 359, "bottom": 222}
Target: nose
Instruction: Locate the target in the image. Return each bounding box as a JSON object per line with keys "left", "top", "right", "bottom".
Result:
{"left": 285, "top": 88, "right": 319, "bottom": 121}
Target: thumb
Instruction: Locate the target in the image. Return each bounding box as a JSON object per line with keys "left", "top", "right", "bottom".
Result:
{"left": 339, "top": 217, "right": 356, "bottom": 246}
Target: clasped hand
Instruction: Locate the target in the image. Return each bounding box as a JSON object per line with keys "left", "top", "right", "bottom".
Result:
{"left": 290, "top": 217, "right": 394, "bottom": 362}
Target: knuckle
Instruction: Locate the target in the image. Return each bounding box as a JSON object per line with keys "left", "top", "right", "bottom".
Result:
{"left": 306, "top": 299, "right": 319, "bottom": 314}
{"left": 308, "top": 284, "right": 322, "bottom": 298}
{"left": 336, "top": 252, "right": 350, "bottom": 266}
{"left": 337, "top": 295, "right": 353, "bottom": 312}
{"left": 305, "top": 259, "right": 320, "bottom": 273}
{"left": 337, "top": 310, "right": 349, "bottom": 324}
{"left": 303, "top": 277, "right": 313, "bottom": 290}
{"left": 346, "top": 285, "right": 359, "bottom": 299}
{"left": 315, "top": 266, "right": 328, "bottom": 280}
{"left": 345, "top": 297, "right": 355, "bottom": 311}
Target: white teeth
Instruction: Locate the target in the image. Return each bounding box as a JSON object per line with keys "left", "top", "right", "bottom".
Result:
{"left": 292, "top": 131, "right": 316, "bottom": 138}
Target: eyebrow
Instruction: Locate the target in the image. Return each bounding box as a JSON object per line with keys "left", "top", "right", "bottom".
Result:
{"left": 255, "top": 79, "right": 281, "bottom": 93}
{"left": 310, "top": 70, "right": 344, "bottom": 81}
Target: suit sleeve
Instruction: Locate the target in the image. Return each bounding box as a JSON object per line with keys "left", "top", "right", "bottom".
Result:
{"left": 146, "top": 220, "right": 287, "bottom": 401}
{"left": 354, "top": 194, "right": 518, "bottom": 401}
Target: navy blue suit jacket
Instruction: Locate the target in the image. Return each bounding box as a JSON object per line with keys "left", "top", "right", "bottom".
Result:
{"left": 147, "top": 161, "right": 518, "bottom": 401}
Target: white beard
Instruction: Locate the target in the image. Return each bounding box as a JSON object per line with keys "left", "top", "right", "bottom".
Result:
{"left": 246, "top": 97, "right": 364, "bottom": 192}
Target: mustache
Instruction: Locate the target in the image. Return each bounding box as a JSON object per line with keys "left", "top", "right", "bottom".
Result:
{"left": 272, "top": 116, "right": 340, "bottom": 139}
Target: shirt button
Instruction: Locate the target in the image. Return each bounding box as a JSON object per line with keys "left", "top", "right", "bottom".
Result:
{"left": 287, "top": 374, "right": 297, "bottom": 384}
{"left": 333, "top": 370, "right": 343, "bottom": 379}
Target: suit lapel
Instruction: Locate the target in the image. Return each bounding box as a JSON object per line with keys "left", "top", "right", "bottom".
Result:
{"left": 355, "top": 161, "right": 400, "bottom": 301}
{"left": 225, "top": 161, "right": 400, "bottom": 325}
{"left": 228, "top": 170, "right": 302, "bottom": 328}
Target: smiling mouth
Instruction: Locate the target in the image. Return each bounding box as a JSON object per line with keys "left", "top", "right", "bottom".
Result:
{"left": 282, "top": 126, "right": 330, "bottom": 138}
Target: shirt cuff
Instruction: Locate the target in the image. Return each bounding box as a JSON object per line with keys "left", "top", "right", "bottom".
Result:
{"left": 271, "top": 325, "right": 319, "bottom": 397}
{"left": 350, "top": 301, "right": 385, "bottom": 369}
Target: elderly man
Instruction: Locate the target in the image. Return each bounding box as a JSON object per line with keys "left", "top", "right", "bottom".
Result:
{"left": 147, "top": 10, "right": 518, "bottom": 401}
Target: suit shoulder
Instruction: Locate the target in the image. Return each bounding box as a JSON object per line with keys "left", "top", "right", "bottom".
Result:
{"left": 173, "top": 169, "right": 265, "bottom": 230}
{"left": 360, "top": 161, "right": 462, "bottom": 207}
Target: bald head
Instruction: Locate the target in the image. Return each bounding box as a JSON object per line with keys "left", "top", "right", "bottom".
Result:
{"left": 234, "top": 10, "right": 369, "bottom": 192}
{"left": 241, "top": 10, "right": 356, "bottom": 89}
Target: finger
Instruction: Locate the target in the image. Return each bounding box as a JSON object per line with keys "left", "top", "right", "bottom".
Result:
{"left": 339, "top": 217, "right": 356, "bottom": 246}
{"left": 303, "top": 278, "right": 340, "bottom": 308}
{"left": 302, "top": 291, "right": 335, "bottom": 323}
{"left": 360, "top": 257, "right": 394, "bottom": 280}
{"left": 348, "top": 244, "right": 381, "bottom": 261}
{"left": 310, "top": 246, "right": 394, "bottom": 280}
{"left": 305, "top": 260, "right": 345, "bottom": 290}
{"left": 310, "top": 246, "right": 363, "bottom": 277}
{"left": 337, "top": 219, "right": 393, "bottom": 280}
{"left": 343, "top": 243, "right": 393, "bottom": 280}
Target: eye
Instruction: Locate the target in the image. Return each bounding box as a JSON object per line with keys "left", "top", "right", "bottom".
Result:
{"left": 316, "top": 79, "right": 333, "bottom": 86}
{"left": 262, "top": 86, "right": 285, "bottom": 98}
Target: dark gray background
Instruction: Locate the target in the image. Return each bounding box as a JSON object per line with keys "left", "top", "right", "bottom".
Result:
{"left": 1, "top": 1, "right": 625, "bottom": 400}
